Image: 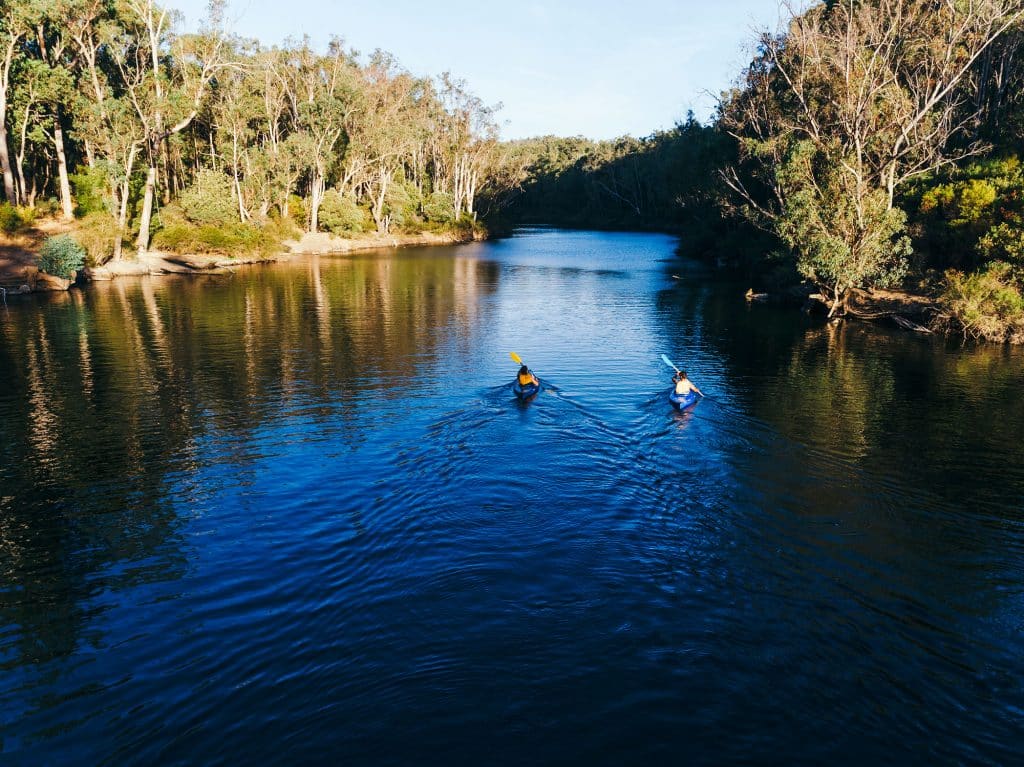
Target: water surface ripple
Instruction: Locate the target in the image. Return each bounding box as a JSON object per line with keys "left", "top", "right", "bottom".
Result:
{"left": 1, "top": 229, "right": 1023, "bottom": 765}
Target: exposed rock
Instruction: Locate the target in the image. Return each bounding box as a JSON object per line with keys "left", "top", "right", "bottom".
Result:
{"left": 81, "top": 265, "right": 113, "bottom": 281}
{"left": 85, "top": 259, "right": 152, "bottom": 279}
{"left": 33, "top": 272, "right": 72, "bottom": 291}
{"left": 162, "top": 253, "right": 222, "bottom": 270}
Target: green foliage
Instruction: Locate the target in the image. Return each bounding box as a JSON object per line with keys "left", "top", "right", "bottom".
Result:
{"left": 978, "top": 223, "right": 1024, "bottom": 264}
{"left": 0, "top": 202, "right": 26, "bottom": 235}
{"left": 918, "top": 178, "right": 997, "bottom": 227}
{"left": 318, "top": 190, "right": 366, "bottom": 233}
{"left": 37, "top": 234, "right": 86, "bottom": 278}
{"left": 906, "top": 156, "right": 1024, "bottom": 271}
{"left": 499, "top": 117, "right": 734, "bottom": 232}
{"left": 71, "top": 166, "right": 112, "bottom": 216}
{"left": 384, "top": 181, "right": 418, "bottom": 231}
{"left": 75, "top": 212, "right": 121, "bottom": 266}
{"left": 439, "top": 196, "right": 466, "bottom": 226}
{"left": 421, "top": 192, "right": 455, "bottom": 224}
{"left": 152, "top": 205, "right": 294, "bottom": 257}
{"left": 450, "top": 212, "right": 486, "bottom": 238}
{"left": 775, "top": 142, "right": 910, "bottom": 297}
{"left": 35, "top": 198, "right": 61, "bottom": 217}
{"left": 943, "top": 262, "right": 1024, "bottom": 343}
{"left": 178, "top": 170, "right": 238, "bottom": 226}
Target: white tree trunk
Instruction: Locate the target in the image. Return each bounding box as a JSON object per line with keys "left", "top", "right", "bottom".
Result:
{"left": 136, "top": 165, "right": 157, "bottom": 253}
{"left": 309, "top": 172, "right": 325, "bottom": 233}
{"left": 54, "top": 121, "right": 74, "bottom": 220}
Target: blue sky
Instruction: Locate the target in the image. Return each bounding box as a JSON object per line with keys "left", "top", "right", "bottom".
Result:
{"left": 172, "top": 0, "right": 784, "bottom": 140}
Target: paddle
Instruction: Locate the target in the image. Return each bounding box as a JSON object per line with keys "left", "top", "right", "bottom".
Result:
{"left": 510, "top": 351, "right": 540, "bottom": 396}
{"left": 662, "top": 353, "right": 707, "bottom": 400}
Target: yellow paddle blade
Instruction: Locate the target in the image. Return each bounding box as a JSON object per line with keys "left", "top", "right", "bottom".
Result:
{"left": 510, "top": 352, "right": 523, "bottom": 366}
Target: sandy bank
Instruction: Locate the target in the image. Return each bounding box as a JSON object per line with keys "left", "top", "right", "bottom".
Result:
{"left": 283, "top": 229, "right": 485, "bottom": 255}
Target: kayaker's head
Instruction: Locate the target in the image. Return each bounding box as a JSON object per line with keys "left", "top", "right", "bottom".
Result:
{"left": 518, "top": 365, "right": 529, "bottom": 376}
{"left": 679, "top": 370, "right": 688, "bottom": 380}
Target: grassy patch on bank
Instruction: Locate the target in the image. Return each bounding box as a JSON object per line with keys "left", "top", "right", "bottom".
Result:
{"left": 152, "top": 208, "right": 300, "bottom": 258}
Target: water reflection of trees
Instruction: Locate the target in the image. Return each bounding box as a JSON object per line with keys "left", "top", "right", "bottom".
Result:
{"left": 0, "top": 251, "right": 499, "bottom": 667}
{"left": 656, "top": 270, "right": 1024, "bottom": 623}
{"left": 658, "top": 270, "right": 1024, "bottom": 480}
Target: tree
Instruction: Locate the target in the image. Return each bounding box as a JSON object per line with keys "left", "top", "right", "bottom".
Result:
{"left": 287, "top": 38, "right": 357, "bottom": 233}
{"left": 721, "top": 0, "right": 1024, "bottom": 314}
{"left": 119, "top": 0, "right": 225, "bottom": 252}
{"left": 0, "top": 0, "right": 44, "bottom": 204}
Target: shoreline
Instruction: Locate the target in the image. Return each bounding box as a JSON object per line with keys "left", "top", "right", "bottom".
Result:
{"left": 0, "top": 228, "right": 486, "bottom": 295}
{"left": 0, "top": 225, "right": 981, "bottom": 343}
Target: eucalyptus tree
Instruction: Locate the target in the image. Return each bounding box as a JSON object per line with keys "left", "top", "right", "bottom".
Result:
{"left": 345, "top": 51, "right": 428, "bottom": 233}
{"left": 209, "top": 39, "right": 262, "bottom": 221}
{"left": 436, "top": 73, "right": 500, "bottom": 219}
{"left": 9, "top": 56, "right": 54, "bottom": 206}
{"left": 721, "top": 0, "right": 1024, "bottom": 315}
{"left": 252, "top": 46, "right": 299, "bottom": 219}
{"left": 288, "top": 38, "right": 358, "bottom": 233}
{"left": 118, "top": 0, "right": 226, "bottom": 252}
{"left": 64, "top": 0, "right": 147, "bottom": 260}
{"left": 0, "top": 0, "right": 46, "bottom": 204}
{"left": 32, "top": 0, "right": 81, "bottom": 218}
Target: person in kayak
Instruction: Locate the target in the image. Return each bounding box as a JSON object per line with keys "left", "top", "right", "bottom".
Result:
{"left": 517, "top": 365, "right": 539, "bottom": 387}
{"left": 673, "top": 370, "right": 703, "bottom": 397}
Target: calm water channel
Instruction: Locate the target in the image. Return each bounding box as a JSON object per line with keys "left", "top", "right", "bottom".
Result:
{"left": 2, "top": 229, "right": 1023, "bottom": 764}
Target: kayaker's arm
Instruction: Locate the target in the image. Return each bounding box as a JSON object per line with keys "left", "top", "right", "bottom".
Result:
{"left": 693, "top": 383, "right": 704, "bottom": 396}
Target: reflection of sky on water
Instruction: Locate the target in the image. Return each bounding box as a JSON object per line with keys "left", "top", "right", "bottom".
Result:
{"left": 1, "top": 231, "right": 1023, "bottom": 764}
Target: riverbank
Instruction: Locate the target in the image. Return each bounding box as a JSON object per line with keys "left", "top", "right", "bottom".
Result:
{"left": 0, "top": 227, "right": 487, "bottom": 294}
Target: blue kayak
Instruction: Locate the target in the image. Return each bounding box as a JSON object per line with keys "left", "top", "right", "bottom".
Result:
{"left": 513, "top": 380, "right": 541, "bottom": 400}
{"left": 669, "top": 390, "right": 699, "bottom": 410}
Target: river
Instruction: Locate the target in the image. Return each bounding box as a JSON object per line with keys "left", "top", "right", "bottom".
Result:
{"left": 2, "top": 229, "right": 1023, "bottom": 765}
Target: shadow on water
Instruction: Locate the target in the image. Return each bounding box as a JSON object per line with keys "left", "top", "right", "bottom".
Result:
{"left": 652, "top": 253, "right": 1024, "bottom": 763}
{"left": 0, "top": 231, "right": 1022, "bottom": 764}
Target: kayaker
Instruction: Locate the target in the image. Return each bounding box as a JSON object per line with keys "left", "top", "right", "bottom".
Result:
{"left": 673, "top": 370, "right": 703, "bottom": 398}
{"left": 517, "top": 365, "right": 539, "bottom": 387}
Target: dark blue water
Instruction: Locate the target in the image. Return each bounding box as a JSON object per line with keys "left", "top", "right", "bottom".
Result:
{"left": 2, "top": 229, "right": 1023, "bottom": 765}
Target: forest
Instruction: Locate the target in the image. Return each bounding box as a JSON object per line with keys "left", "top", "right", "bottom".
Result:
{"left": 4, "top": 0, "right": 1024, "bottom": 341}
{"left": 0, "top": 0, "right": 516, "bottom": 269}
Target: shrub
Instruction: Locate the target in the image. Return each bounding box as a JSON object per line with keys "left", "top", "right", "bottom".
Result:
{"left": 0, "top": 202, "right": 23, "bottom": 234}
{"left": 943, "top": 262, "right": 1024, "bottom": 343}
{"left": 385, "top": 181, "right": 419, "bottom": 231}
{"left": 919, "top": 179, "right": 997, "bottom": 223}
{"left": 35, "top": 198, "right": 61, "bottom": 217}
{"left": 421, "top": 192, "right": 455, "bottom": 224}
{"left": 38, "top": 234, "right": 86, "bottom": 278}
{"left": 70, "top": 166, "right": 111, "bottom": 215}
{"left": 75, "top": 212, "right": 121, "bottom": 265}
{"left": 178, "top": 170, "right": 237, "bottom": 226}
{"left": 151, "top": 207, "right": 294, "bottom": 259}
{"left": 977, "top": 222, "right": 1024, "bottom": 264}
{"left": 319, "top": 190, "right": 366, "bottom": 234}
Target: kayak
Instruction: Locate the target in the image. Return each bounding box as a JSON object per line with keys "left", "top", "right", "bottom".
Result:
{"left": 669, "top": 390, "right": 699, "bottom": 410}
{"left": 513, "top": 380, "right": 541, "bottom": 400}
